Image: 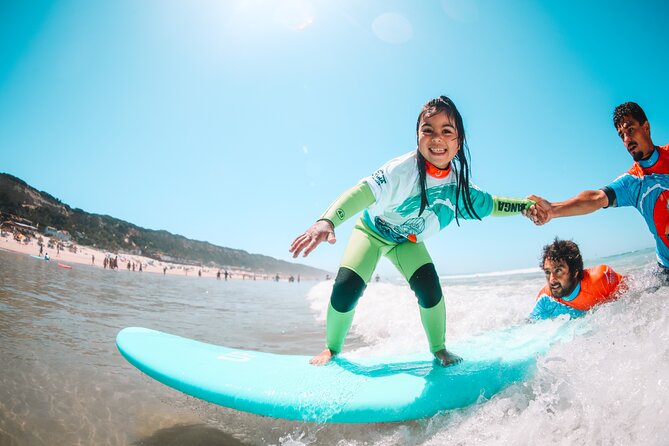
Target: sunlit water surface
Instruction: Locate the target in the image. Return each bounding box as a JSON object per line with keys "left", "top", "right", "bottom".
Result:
{"left": 1, "top": 247, "right": 668, "bottom": 445}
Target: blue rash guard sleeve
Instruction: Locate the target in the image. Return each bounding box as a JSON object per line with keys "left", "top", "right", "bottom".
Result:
{"left": 460, "top": 187, "right": 493, "bottom": 219}
{"left": 529, "top": 295, "right": 586, "bottom": 320}
{"left": 604, "top": 173, "right": 641, "bottom": 208}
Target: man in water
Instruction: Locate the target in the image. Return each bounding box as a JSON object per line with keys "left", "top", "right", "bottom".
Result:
{"left": 526, "top": 102, "right": 669, "bottom": 271}
{"left": 529, "top": 238, "right": 624, "bottom": 320}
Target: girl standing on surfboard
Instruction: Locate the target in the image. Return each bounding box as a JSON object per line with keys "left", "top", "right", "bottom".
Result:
{"left": 290, "top": 96, "right": 533, "bottom": 367}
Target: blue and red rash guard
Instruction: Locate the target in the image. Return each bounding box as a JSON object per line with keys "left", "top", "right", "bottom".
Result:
{"left": 603, "top": 144, "right": 669, "bottom": 267}
{"left": 529, "top": 264, "right": 623, "bottom": 320}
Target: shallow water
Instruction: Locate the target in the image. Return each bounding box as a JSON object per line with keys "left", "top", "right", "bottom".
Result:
{"left": 1, "top": 247, "right": 668, "bottom": 445}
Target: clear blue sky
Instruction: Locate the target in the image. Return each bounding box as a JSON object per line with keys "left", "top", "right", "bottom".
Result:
{"left": 1, "top": 0, "right": 668, "bottom": 275}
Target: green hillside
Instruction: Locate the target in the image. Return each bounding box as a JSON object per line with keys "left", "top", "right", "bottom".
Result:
{"left": 0, "top": 173, "right": 328, "bottom": 278}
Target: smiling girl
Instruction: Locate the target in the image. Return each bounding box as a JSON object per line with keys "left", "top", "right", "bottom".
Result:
{"left": 290, "top": 96, "right": 533, "bottom": 366}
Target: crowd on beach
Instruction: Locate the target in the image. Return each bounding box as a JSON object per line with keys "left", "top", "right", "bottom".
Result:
{"left": 0, "top": 230, "right": 305, "bottom": 282}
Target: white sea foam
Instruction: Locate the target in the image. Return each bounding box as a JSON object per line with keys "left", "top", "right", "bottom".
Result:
{"left": 441, "top": 266, "right": 542, "bottom": 280}
{"left": 305, "top": 272, "right": 543, "bottom": 358}
{"left": 421, "top": 274, "right": 669, "bottom": 446}
{"left": 301, "top": 248, "right": 669, "bottom": 445}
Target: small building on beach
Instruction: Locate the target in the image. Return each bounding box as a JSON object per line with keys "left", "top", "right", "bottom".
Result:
{"left": 0, "top": 220, "right": 38, "bottom": 236}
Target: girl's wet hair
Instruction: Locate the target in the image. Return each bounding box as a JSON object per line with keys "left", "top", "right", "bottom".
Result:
{"left": 415, "top": 95, "right": 480, "bottom": 224}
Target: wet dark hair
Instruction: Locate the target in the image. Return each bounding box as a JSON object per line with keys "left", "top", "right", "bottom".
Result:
{"left": 613, "top": 102, "right": 647, "bottom": 129}
{"left": 415, "top": 95, "right": 480, "bottom": 224}
{"left": 540, "top": 238, "right": 584, "bottom": 281}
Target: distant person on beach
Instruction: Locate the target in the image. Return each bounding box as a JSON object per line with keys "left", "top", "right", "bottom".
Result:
{"left": 290, "top": 95, "right": 535, "bottom": 367}
{"left": 91, "top": 254, "right": 95, "bottom": 265}
{"left": 163, "top": 266, "right": 167, "bottom": 275}
{"left": 526, "top": 102, "right": 669, "bottom": 274}
{"left": 529, "top": 238, "right": 625, "bottom": 320}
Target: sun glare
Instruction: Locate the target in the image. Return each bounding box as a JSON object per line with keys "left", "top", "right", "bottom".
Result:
{"left": 273, "top": 0, "right": 316, "bottom": 31}
{"left": 231, "top": 0, "right": 315, "bottom": 32}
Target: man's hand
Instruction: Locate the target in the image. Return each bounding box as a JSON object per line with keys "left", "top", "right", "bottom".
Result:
{"left": 289, "top": 220, "right": 336, "bottom": 258}
{"left": 523, "top": 195, "right": 553, "bottom": 225}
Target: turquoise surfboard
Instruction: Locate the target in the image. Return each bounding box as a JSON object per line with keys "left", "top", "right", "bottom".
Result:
{"left": 116, "top": 322, "right": 573, "bottom": 423}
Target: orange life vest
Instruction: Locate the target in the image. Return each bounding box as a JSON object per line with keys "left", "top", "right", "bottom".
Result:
{"left": 536, "top": 264, "right": 623, "bottom": 311}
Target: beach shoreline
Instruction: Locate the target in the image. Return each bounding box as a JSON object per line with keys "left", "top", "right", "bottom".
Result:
{"left": 0, "top": 233, "right": 282, "bottom": 281}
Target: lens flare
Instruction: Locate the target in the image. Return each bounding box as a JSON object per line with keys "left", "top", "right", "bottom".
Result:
{"left": 372, "top": 12, "right": 413, "bottom": 44}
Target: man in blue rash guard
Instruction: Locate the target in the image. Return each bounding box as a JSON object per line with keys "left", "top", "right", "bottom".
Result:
{"left": 527, "top": 102, "right": 669, "bottom": 276}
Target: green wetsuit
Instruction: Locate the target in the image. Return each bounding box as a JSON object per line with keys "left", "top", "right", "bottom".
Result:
{"left": 319, "top": 151, "right": 532, "bottom": 354}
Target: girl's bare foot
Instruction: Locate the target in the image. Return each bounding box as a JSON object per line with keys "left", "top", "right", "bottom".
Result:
{"left": 309, "top": 348, "right": 336, "bottom": 365}
{"left": 434, "top": 349, "right": 462, "bottom": 367}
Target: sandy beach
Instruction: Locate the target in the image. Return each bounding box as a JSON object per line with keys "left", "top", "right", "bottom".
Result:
{"left": 0, "top": 233, "right": 276, "bottom": 281}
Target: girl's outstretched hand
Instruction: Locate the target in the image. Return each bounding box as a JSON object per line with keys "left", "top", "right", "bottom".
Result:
{"left": 523, "top": 194, "right": 552, "bottom": 225}
{"left": 289, "top": 220, "right": 337, "bottom": 258}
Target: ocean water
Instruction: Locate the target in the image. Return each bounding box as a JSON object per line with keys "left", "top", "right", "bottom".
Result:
{"left": 1, "top": 247, "right": 668, "bottom": 446}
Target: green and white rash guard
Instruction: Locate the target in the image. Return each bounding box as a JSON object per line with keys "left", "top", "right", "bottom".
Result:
{"left": 320, "top": 151, "right": 532, "bottom": 244}
{"left": 317, "top": 150, "right": 532, "bottom": 354}
{"left": 362, "top": 151, "right": 489, "bottom": 243}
